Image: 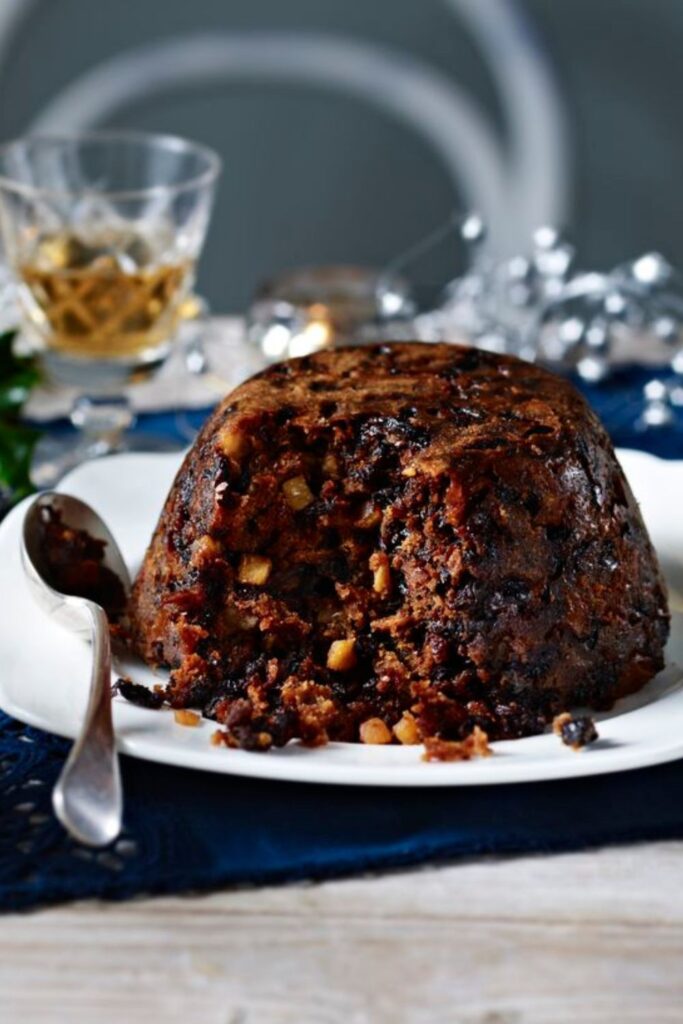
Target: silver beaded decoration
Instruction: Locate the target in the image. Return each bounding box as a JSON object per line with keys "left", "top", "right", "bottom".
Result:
{"left": 412, "top": 217, "right": 683, "bottom": 427}
{"left": 415, "top": 220, "right": 683, "bottom": 379}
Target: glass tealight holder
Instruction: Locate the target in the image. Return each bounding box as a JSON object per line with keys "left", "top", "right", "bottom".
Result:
{"left": 247, "top": 265, "right": 415, "bottom": 362}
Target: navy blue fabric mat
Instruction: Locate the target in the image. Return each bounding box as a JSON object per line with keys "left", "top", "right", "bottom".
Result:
{"left": 2, "top": 365, "right": 683, "bottom": 912}
{"left": 3, "top": 709, "right": 683, "bottom": 913}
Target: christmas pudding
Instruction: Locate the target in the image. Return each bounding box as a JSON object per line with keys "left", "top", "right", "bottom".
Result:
{"left": 128, "top": 342, "right": 669, "bottom": 750}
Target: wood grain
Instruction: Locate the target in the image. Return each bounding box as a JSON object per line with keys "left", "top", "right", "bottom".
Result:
{"left": 3, "top": 841, "right": 683, "bottom": 1023}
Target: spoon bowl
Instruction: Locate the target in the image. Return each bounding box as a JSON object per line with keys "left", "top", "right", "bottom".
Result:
{"left": 21, "top": 491, "right": 130, "bottom": 847}
{"left": 22, "top": 491, "right": 131, "bottom": 636}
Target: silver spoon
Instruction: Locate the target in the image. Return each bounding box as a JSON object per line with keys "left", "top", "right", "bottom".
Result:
{"left": 21, "top": 491, "right": 131, "bottom": 847}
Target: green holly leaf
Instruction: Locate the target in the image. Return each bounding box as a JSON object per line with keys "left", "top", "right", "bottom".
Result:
{"left": 0, "top": 330, "right": 39, "bottom": 412}
{"left": 0, "top": 329, "right": 41, "bottom": 515}
{"left": 0, "top": 420, "right": 39, "bottom": 510}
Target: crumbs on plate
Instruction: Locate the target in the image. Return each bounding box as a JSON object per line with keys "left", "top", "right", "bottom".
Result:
{"left": 553, "top": 712, "right": 599, "bottom": 751}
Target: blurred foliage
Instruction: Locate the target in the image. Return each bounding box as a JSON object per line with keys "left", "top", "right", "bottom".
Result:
{"left": 0, "top": 330, "right": 40, "bottom": 515}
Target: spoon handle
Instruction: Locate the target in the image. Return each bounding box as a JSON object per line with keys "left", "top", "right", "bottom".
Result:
{"left": 52, "top": 601, "right": 123, "bottom": 847}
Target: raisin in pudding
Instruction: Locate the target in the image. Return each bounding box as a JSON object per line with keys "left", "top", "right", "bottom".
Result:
{"left": 129, "top": 343, "right": 669, "bottom": 750}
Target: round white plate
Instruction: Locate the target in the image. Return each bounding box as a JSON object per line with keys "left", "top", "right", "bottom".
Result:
{"left": 1, "top": 448, "right": 682, "bottom": 787}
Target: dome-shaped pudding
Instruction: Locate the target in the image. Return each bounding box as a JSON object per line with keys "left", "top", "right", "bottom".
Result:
{"left": 129, "top": 343, "right": 669, "bottom": 749}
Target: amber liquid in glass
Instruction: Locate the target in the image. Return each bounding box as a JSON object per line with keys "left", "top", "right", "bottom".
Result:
{"left": 18, "top": 229, "right": 191, "bottom": 359}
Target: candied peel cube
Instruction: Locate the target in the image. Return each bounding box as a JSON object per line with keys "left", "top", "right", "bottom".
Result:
{"left": 238, "top": 554, "right": 272, "bottom": 585}
{"left": 174, "top": 709, "right": 201, "bottom": 727}
{"left": 393, "top": 711, "right": 419, "bottom": 745}
{"left": 219, "top": 426, "right": 247, "bottom": 459}
{"left": 369, "top": 552, "right": 391, "bottom": 594}
{"left": 282, "top": 475, "right": 314, "bottom": 510}
{"left": 327, "top": 638, "right": 357, "bottom": 671}
{"left": 360, "top": 717, "right": 392, "bottom": 745}
{"left": 191, "top": 535, "right": 223, "bottom": 567}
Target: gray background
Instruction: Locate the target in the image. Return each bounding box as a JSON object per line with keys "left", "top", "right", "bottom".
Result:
{"left": 0, "top": 0, "right": 680, "bottom": 312}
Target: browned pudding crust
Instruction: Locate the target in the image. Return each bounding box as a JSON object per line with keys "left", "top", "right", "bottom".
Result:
{"left": 128, "top": 342, "right": 669, "bottom": 750}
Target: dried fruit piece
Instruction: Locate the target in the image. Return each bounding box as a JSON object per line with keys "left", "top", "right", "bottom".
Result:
{"left": 238, "top": 554, "right": 272, "bottom": 585}
{"left": 360, "top": 717, "right": 392, "bottom": 744}
{"left": 553, "top": 712, "right": 599, "bottom": 750}
{"left": 282, "top": 475, "right": 314, "bottom": 510}
{"left": 327, "top": 638, "right": 357, "bottom": 671}
{"left": 115, "top": 678, "right": 164, "bottom": 710}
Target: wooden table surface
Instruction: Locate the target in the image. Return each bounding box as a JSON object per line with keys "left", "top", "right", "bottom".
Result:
{"left": 3, "top": 840, "right": 682, "bottom": 1023}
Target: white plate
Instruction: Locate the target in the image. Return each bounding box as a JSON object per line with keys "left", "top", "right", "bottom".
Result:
{"left": 1, "top": 448, "right": 683, "bottom": 787}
